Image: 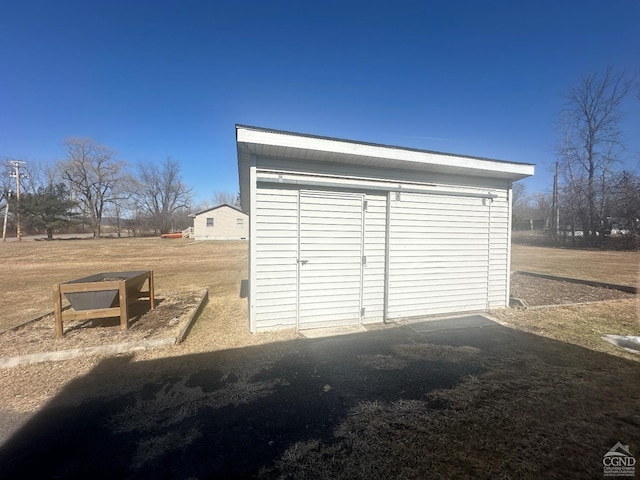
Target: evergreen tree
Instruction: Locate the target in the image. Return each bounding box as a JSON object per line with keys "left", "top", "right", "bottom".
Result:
{"left": 18, "top": 183, "right": 78, "bottom": 239}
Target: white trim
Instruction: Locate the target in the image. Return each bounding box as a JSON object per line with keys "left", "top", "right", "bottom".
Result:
{"left": 486, "top": 196, "right": 492, "bottom": 310}
{"left": 256, "top": 171, "right": 498, "bottom": 199}
{"left": 249, "top": 156, "right": 258, "bottom": 333}
{"left": 506, "top": 183, "right": 513, "bottom": 307}
{"left": 296, "top": 190, "right": 301, "bottom": 332}
{"left": 238, "top": 126, "right": 535, "bottom": 179}
{"left": 359, "top": 194, "right": 365, "bottom": 324}
{"left": 383, "top": 191, "right": 391, "bottom": 322}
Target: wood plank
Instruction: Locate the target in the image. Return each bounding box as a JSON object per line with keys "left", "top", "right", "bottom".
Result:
{"left": 59, "top": 282, "right": 121, "bottom": 293}
{"left": 62, "top": 307, "right": 121, "bottom": 321}
{"left": 149, "top": 271, "right": 155, "bottom": 309}
{"left": 53, "top": 284, "right": 63, "bottom": 339}
{"left": 119, "top": 280, "right": 128, "bottom": 330}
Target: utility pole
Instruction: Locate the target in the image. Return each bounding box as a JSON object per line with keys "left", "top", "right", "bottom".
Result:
{"left": 8, "top": 160, "right": 26, "bottom": 242}
{"left": 553, "top": 161, "right": 560, "bottom": 236}
{"left": 552, "top": 161, "right": 559, "bottom": 238}
{"left": 2, "top": 191, "right": 10, "bottom": 242}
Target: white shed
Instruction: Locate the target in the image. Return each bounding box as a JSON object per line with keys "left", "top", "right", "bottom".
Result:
{"left": 189, "top": 204, "right": 248, "bottom": 240}
{"left": 237, "top": 125, "right": 534, "bottom": 333}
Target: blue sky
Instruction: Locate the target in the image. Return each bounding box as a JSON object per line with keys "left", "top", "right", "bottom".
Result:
{"left": 1, "top": 0, "right": 638, "bottom": 205}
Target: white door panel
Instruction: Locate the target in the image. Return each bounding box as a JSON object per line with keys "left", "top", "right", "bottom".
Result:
{"left": 298, "top": 191, "right": 364, "bottom": 329}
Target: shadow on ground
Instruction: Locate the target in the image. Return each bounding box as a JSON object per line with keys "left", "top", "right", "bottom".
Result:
{"left": 1, "top": 316, "right": 638, "bottom": 479}
{"left": 63, "top": 298, "right": 161, "bottom": 333}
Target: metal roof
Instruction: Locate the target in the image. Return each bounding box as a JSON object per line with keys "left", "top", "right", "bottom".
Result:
{"left": 188, "top": 203, "right": 245, "bottom": 218}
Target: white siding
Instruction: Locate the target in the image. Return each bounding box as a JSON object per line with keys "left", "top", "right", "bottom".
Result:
{"left": 253, "top": 187, "right": 390, "bottom": 331}
{"left": 362, "top": 193, "right": 386, "bottom": 324}
{"left": 387, "top": 192, "right": 491, "bottom": 319}
{"left": 250, "top": 157, "right": 515, "bottom": 331}
{"left": 487, "top": 189, "right": 510, "bottom": 308}
{"left": 193, "top": 206, "right": 248, "bottom": 240}
{"left": 254, "top": 187, "right": 298, "bottom": 330}
{"left": 298, "top": 191, "right": 364, "bottom": 329}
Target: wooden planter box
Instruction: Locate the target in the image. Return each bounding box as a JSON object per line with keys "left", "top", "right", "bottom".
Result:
{"left": 53, "top": 270, "right": 155, "bottom": 339}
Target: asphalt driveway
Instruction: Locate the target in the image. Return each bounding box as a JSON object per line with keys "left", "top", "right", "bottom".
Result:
{"left": 0, "top": 314, "right": 638, "bottom": 479}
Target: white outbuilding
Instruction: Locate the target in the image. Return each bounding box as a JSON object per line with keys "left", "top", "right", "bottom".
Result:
{"left": 237, "top": 125, "right": 534, "bottom": 333}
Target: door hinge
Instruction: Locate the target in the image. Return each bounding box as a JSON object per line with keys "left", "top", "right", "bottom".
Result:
{"left": 361, "top": 307, "right": 365, "bottom": 317}
{"left": 362, "top": 255, "right": 367, "bottom": 266}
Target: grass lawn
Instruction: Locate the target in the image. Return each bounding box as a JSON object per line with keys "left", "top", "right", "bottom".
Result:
{"left": 510, "top": 244, "right": 639, "bottom": 286}
{"left": 501, "top": 244, "right": 640, "bottom": 362}
{"left": 0, "top": 237, "right": 249, "bottom": 333}
{"left": 1, "top": 238, "right": 638, "bottom": 478}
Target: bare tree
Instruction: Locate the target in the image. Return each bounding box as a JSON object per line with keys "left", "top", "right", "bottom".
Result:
{"left": 134, "top": 157, "right": 192, "bottom": 234}
{"left": 532, "top": 192, "right": 553, "bottom": 220}
{"left": 59, "top": 138, "right": 128, "bottom": 238}
{"left": 21, "top": 160, "right": 59, "bottom": 195}
{"left": 212, "top": 191, "right": 240, "bottom": 207}
{"left": 557, "top": 67, "right": 635, "bottom": 241}
{"left": 191, "top": 200, "right": 212, "bottom": 212}
{"left": 103, "top": 173, "right": 137, "bottom": 237}
{"left": 511, "top": 182, "right": 532, "bottom": 230}
{"left": 610, "top": 170, "right": 640, "bottom": 235}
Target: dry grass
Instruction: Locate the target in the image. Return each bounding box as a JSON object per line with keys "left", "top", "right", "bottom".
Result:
{"left": 510, "top": 244, "right": 640, "bottom": 286}
{"left": 0, "top": 238, "right": 298, "bottom": 416}
{"left": 509, "top": 272, "right": 634, "bottom": 306}
{"left": 260, "top": 340, "right": 640, "bottom": 480}
{"left": 504, "top": 243, "right": 640, "bottom": 362}
{"left": 492, "top": 298, "right": 640, "bottom": 361}
{"left": 257, "top": 244, "right": 640, "bottom": 480}
{"left": 0, "top": 290, "right": 203, "bottom": 358}
{"left": 0, "top": 237, "right": 248, "bottom": 332}
{"left": 1, "top": 238, "right": 639, "bottom": 478}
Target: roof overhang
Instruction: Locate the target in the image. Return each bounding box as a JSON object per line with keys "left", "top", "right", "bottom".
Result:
{"left": 189, "top": 203, "right": 246, "bottom": 218}
{"left": 237, "top": 125, "right": 535, "bottom": 212}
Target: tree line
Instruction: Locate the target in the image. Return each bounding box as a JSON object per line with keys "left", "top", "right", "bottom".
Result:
{"left": 514, "top": 67, "right": 639, "bottom": 248}
{"left": 1, "top": 139, "right": 238, "bottom": 239}
{"left": 3, "top": 68, "right": 637, "bottom": 246}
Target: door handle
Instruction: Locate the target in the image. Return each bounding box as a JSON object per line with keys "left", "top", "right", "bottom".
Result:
{"left": 297, "top": 259, "right": 308, "bottom": 265}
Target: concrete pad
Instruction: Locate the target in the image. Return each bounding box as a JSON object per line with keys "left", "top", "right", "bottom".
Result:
{"left": 300, "top": 325, "right": 367, "bottom": 338}
{"left": 405, "top": 314, "right": 498, "bottom": 334}
{"left": 602, "top": 335, "right": 640, "bottom": 354}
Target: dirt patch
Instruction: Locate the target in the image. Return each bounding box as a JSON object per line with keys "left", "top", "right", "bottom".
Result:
{"left": 0, "top": 290, "right": 203, "bottom": 359}
{"left": 510, "top": 272, "right": 633, "bottom": 306}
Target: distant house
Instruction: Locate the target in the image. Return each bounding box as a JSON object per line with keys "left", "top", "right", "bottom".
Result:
{"left": 189, "top": 204, "right": 248, "bottom": 240}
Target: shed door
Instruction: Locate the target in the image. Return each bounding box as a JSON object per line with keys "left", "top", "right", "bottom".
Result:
{"left": 298, "top": 191, "right": 364, "bottom": 329}
{"left": 387, "top": 192, "right": 490, "bottom": 319}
